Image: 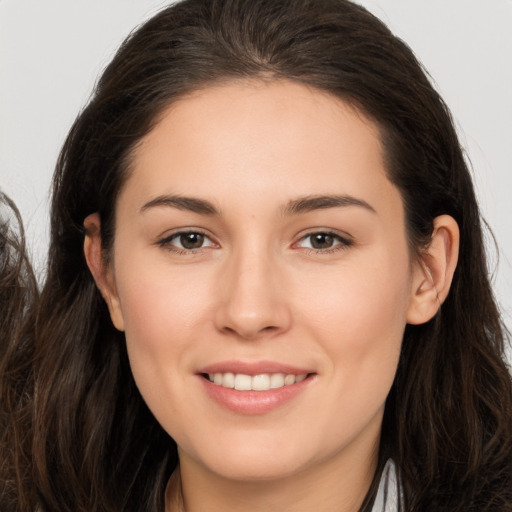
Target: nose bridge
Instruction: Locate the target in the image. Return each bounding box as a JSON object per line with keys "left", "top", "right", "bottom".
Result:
{"left": 215, "top": 239, "right": 290, "bottom": 339}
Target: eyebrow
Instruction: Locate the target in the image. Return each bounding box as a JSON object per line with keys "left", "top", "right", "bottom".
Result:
{"left": 140, "top": 193, "right": 376, "bottom": 216}
{"left": 283, "top": 195, "right": 376, "bottom": 215}
{"left": 140, "top": 195, "right": 219, "bottom": 215}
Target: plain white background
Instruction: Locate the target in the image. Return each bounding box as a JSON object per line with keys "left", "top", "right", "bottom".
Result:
{"left": 1, "top": 0, "right": 511, "bottom": 359}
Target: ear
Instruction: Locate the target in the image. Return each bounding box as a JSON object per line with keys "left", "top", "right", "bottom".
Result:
{"left": 83, "top": 213, "right": 125, "bottom": 331}
{"left": 407, "top": 215, "right": 460, "bottom": 325}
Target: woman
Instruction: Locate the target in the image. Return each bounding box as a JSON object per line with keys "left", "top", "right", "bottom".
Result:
{"left": 2, "top": 0, "right": 511, "bottom": 510}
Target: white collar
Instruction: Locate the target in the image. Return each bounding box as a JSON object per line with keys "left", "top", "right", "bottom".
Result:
{"left": 371, "top": 460, "right": 402, "bottom": 512}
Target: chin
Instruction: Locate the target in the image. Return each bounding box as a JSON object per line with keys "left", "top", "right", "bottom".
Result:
{"left": 179, "top": 428, "right": 328, "bottom": 483}
{"left": 202, "top": 452, "right": 310, "bottom": 482}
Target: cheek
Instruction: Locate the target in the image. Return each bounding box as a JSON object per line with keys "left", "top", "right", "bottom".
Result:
{"left": 113, "top": 253, "right": 213, "bottom": 399}
{"left": 300, "top": 251, "right": 411, "bottom": 345}
{"left": 117, "top": 243, "right": 214, "bottom": 330}
{"left": 300, "top": 260, "right": 409, "bottom": 443}
{"left": 297, "top": 249, "right": 411, "bottom": 396}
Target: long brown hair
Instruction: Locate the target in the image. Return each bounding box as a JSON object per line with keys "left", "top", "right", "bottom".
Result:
{"left": 3, "top": 0, "right": 512, "bottom": 510}
{"left": 0, "top": 192, "right": 38, "bottom": 512}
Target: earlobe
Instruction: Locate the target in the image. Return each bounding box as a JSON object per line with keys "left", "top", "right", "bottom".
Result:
{"left": 83, "top": 213, "right": 125, "bottom": 331}
{"left": 407, "top": 215, "right": 460, "bottom": 325}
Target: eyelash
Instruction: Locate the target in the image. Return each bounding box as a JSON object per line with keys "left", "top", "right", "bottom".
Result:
{"left": 156, "top": 230, "right": 353, "bottom": 255}
{"left": 295, "top": 231, "right": 354, "bottom": 254}
{"left": 157, "top": 229, "right": 216, "bottom": 254}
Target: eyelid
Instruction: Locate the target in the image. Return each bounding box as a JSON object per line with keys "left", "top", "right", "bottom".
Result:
{"left": 155, "top": 227, "right": 353, "bottom": 254}
{"left": 292, "top": 229, "right": 354, "bottom": 252}
{"left": 156, "top": 228, "right": 218, "bottom": 252}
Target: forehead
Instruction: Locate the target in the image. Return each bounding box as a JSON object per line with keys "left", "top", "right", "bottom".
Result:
{"left": 122, "top": 79, "right": 400, "bottom": 219}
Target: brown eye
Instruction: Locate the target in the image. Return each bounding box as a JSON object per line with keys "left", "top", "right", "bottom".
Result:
{"left": 158, "top": 231, "right": 216, "bottom": 252}
{"left": 310, "top": 233, "right": 335, "bottom": 249}
{"left": 179, "top": 232, "right": 205, "bottom": 249}
{"left": 295, "top": 231, "right": 353, "bottom": 252}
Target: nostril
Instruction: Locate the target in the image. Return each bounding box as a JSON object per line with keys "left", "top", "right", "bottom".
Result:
{"left": 219, "top": 324, "right": 280, "bottom": 339}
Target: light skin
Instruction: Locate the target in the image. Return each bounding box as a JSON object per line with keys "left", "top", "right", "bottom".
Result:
{"left": 84, "top": 80, "right": 459, "bottom": 512}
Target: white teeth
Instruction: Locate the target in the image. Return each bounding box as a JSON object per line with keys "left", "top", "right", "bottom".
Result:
{"left": 252, "top": 374, "right": 270, "bottom": 391}
{"left": 223, "top": 372, "right": 235, "bottom": 388}
{"left": 234, "top": 374, "right": 252, "bottom": 390}
{"left": 284, "top": 374, "right": 295, "bottom": 386}
{"left": 207, "top": 372, "right": 308, "bottom": 391}
{"left": 270, "top": 373, "right": 285, "bottom": 389}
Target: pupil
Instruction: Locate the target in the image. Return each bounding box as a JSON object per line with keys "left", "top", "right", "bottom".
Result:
{"left": 181, "top": 233, "right": 204, "bottom": 249}
{"left": 311, "top": 233, "right": 333, "bottom": 249}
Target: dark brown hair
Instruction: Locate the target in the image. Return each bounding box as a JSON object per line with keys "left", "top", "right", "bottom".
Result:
{"left": 3, "top": 0, "right": 512, "bottom": 510}
{"left": 0, "top": 192, "right": 38, "bottom": 512}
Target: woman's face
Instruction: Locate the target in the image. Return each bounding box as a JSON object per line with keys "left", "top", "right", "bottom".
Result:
{"left": 103, "top": 80, "right": 423, "bottom": 482}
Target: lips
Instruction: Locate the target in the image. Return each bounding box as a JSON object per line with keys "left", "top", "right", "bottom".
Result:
{"left": 197, "top": 361, "right": 315, "bottom": 414}
{"left": 198, "top": 360, "right": 313, "bottom": 376}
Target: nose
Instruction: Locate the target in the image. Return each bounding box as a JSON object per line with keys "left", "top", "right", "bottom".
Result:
{"left": 214, "top": 247, "right": 292, "bottom": 340}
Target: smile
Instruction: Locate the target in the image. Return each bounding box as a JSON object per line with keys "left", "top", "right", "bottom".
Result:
{"left": 207, "top": 372, "right": 308, "bottom": 391}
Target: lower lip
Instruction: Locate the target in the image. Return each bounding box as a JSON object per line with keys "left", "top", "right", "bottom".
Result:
{"left": 199, "top": 375, "right": 314, "bottom": 415}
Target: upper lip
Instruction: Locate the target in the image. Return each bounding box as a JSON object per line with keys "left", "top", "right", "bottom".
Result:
{"left": 197, "top": 360, "right": 314, "bottom": 376}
